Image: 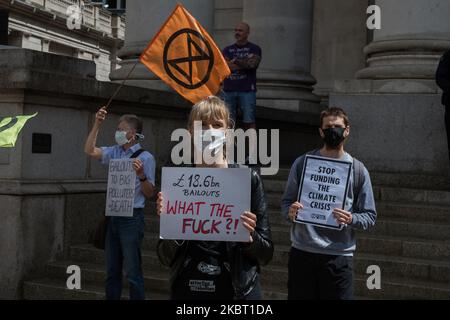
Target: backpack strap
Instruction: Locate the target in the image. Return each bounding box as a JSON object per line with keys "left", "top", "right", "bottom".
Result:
{"left": 352, "top": 157, "right": 365, "bottom": 209}
{"left": 130, "top": 148, "right": 145, "bottom": 159}
{"left": 295, "top": 149, "right": 319, "bottom": 181}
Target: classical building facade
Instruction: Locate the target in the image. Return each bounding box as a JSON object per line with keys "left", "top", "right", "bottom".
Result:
{"left": 113, "top": 0, "right": 450, "bottom": 173}
{"left": 0, "top": 0, "right": 449, "bottom": 300}
{"left": 0, "top": 0, "right": 125, "bottom": 81}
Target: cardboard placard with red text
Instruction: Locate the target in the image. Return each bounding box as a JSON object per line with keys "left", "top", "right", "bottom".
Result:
{"left": 160, "top": 167, "right": 251, "bottom": 242}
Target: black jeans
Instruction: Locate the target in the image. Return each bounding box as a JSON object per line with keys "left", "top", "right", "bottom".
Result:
{"left": 446, "top": 105, "right": 450, "bottom": 162}
{"left": 288, "top": 247, "right": 354, "bottom": 300}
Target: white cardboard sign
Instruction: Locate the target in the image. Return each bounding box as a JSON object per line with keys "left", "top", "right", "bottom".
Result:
{"left": 105, "top": 159, "right": 136, "bottom": 217}
{"left": 296, "top": 155, "right": 352, "bottom": 230}
{"left": 160, "top": 167, "right": 251, "bottom": 242}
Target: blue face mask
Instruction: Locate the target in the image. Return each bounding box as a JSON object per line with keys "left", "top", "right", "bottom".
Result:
{"left": 115, "top": 130, "right": 130, "bottom": 146}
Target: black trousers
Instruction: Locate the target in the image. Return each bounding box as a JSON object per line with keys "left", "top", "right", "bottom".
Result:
{"left": 287, "top": 247, "right": 354, "bottom": 300}
{"left": 446, "top": 105, "right": 450, "bottom": 162}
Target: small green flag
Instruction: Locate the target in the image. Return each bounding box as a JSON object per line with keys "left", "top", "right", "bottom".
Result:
{"left": 0, "top": 112, "right": 38, "bottom": 148}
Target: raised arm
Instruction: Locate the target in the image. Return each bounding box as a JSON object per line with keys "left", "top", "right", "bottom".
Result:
{"left": 84, "top": 106, "right": 107, "bottom": 159}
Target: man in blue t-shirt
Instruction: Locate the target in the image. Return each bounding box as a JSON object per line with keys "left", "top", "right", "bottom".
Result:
{"left": 222, "top": 22, "right": 261, "bottom": 132}
{"left": 84, "top": 106, "right": 156, "bottom": 300}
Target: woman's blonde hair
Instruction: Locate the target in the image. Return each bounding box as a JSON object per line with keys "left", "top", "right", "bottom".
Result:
{"left": 188, "top": 96, "right": 231, "bottom": 132}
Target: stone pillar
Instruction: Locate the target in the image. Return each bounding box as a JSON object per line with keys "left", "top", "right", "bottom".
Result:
{"left": 242, "top": 0, "right": 319, "bottom": 103}
{"left": 311, "top": 0, "right": 368, "bottom": 105}
{"left": 109, "top": 0, "right": 214, "bottom": 90}
{"left": 330, "top": 0, "right": 450, "bottom": 173}
{"left": 356, "top": 0, "right": 450, "bottom": 92}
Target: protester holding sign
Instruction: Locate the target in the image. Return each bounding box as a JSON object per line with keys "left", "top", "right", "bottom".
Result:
{"left": 160, "top": 166, "right": 252, "bottom": 242}
{"left": 281, "top": 107, "right": 377, "bottom": 300}
{"left": 156, "top": 96, "right": 273, "bottom": 300}
{"left": 84, "top": 107, "right": 156, "bottom": 300}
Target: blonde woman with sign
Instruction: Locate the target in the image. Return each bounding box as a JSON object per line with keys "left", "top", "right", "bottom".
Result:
{"left": 156, "top": 96, "right": 273, "bottom": 300}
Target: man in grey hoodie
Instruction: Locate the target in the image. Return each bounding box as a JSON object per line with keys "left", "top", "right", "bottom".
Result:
{"left": 281, "top": 107, "right": 377, "bottom": 300}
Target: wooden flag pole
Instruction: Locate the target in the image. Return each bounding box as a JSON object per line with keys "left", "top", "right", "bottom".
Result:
{"left": 105, "top": 60, "right": 139, "bottom": 109}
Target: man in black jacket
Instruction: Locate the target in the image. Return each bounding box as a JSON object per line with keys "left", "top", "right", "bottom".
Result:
{"left": 436, "top": 50, "right": 450, "bottom": 163}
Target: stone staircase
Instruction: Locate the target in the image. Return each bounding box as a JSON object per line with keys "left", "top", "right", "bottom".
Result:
{"left": 23, "top": 169, "right": 450, "bottom": 299}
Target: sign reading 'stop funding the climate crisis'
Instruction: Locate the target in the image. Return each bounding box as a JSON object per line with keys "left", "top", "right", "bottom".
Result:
{"left": 296, "top": 155, "right": 352, "bottom": 230}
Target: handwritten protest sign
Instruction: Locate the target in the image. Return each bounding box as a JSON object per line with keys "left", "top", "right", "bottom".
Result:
{"left": 160, "top": 167, "right": 251, "bottom": 242}
{"left": 105, "top": 159, "right": 136, "bottom": 217}
{"left": 296, "top": 155, "right": 352, "bottom": 230}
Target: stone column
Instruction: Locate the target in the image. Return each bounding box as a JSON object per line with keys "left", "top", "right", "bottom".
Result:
{"left": 311, "top": 0, "right": 368, "bottom": 104}
{"left": 356, "top": 0, "right": 450, "bottom": 92}
{"left": 242, "top": 0, "right": 319, "bottom": 103}
{"left": 330, "top": 0, "right": 450, "bottom": 173}
{"left": 109, "top": 0, "right": 214, "bottom": 90}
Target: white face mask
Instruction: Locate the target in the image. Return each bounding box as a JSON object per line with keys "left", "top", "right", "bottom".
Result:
{"left": 194, "top": 129, "right": 226, "bottom": 156}
{"left": 115, "top": 130, "right": 130, "bottom": 146}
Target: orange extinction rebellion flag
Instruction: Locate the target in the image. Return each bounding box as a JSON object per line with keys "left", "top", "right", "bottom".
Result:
{"left": 139, "top": 4, "right": 231, "bottom": 104}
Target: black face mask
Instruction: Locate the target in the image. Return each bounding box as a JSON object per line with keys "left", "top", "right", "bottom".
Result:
{"left": 322, "top": 127, "right": 346, "bottom": 148}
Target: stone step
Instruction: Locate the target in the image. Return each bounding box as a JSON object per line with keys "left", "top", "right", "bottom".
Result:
{"left": 265, "top": 185, "right": 450, "bottom": 207}
{"left": 141, "top": 222, "right": 450, "bottom": 263}
{"left": 145, "top": 217, "right": 160, "bottom": 233}
{"left": 142, "top": 233, "right": 160, "bottom": 251}
{"left": 142, "top": 197, "right": 450, "bottom": 241}
{"left": 266, "top": 193, "right": 283, "bottom": 209}
{"left": 263, "top": 180, "right": 287, "bottom": 194}
{"left": 270, "top": 233, "right": 450, "bottom": 266}
{"left": 262, "top": 252, "right": 450, "bottom": 286}
{"left": 260, "top": 265, "right": 450, "bottom": 300}
{"left": 374, "top": 186, "right": 450, "bottom": 206}
{"left": 268, "top": 217, "right": 450, "bottom": 243}
{"left": 263, "top": 168, "right": 290, "bottom": 181}
{"left": 354, "top": 276, "right": 450, "bottom": 300}
{"left": 62, "top": 244, "right": 450, "bottom": 299}
{"left": 265, "top": 169, "right": 450, "bottom": 190}
{"left": 142, "top": 222, "right": 450, "bottom": 265}
{"left": 266, "top": 194, "right": 450, "bottom": 227}
{"left": 23, "top": 277, "right": 169, "bottom": 300}
{"left": 24, "top": 277, "right": 287, "bottom": 301}
{"left": 70, "top": 244, "right": 169, "bottom": 273}
{"left": 270, "top": 202, "right": 450, "bottom": 226}
{"left": 369, "top": 172, "right": 450, "bottom": 192}
{"left": 376, "top": 201, "right": 450, "bottom": 224}
{"left": 146, "top": 171, "right": 450, "bottom": 197}
{"left": 262, "top": 170, "right": 450, "bottom": 192}
{"left": 22, "top": 275, "right": 371, "bottom": 300}
{"left": 354, "top": 253, "right": 450, "bottom": 283}
{"left": 146, "top": 206, "right": 450, "bottom": 238}
{"left": 355, "top": 234, "right": 450, "bottom": 262}
{"left": 363, "top": 217, "right": 450, "bottom": 241}
{"left": 44, "top": 260, "right": 171, "bottom": 293}
{"left": 72, "top": 243, "right": 450, "bottom": 284}
{"left": 34, "top": 259, "right": 287, "bottom": 300}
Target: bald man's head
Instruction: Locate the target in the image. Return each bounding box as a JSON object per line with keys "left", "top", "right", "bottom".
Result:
{"left": 234, "top": 22, "right": 250, "bottom": 44}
